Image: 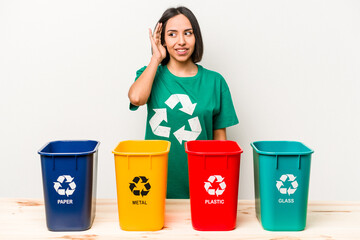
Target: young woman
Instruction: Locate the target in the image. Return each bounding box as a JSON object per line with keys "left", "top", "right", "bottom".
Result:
{"left": 128, "top": 6, "right": 238, "bottom": 199}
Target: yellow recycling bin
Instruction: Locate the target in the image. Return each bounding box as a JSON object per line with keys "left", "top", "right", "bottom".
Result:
{"left": 113, "top": 140, "right": 170, "bottom": 231}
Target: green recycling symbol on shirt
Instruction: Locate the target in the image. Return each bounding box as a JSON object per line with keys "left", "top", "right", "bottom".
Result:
{"left": 149, "top": 94, "right": 202, "bottom": 144}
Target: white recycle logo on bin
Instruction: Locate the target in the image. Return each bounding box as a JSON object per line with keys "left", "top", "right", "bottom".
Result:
{"left": 276, "top": 174, "right": 298, "bottom": 196}
{"left": 53, "top": 175, "right": 76, "bottom": 197}
{"left": 204, "top": 175, "right": 226, "bottom": 197}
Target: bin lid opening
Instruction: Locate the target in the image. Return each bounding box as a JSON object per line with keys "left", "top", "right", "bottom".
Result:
{"left": 113, "top": 140, "right": 171, "bottom": 156}
{"left": 38, "top": 140, "right": 100, "bottom": 156}
{"left": 185, "top": 140, "right": 242, "bottom": 155}
{"left": 251, "top": 141, "right": 313, "bottom": 155}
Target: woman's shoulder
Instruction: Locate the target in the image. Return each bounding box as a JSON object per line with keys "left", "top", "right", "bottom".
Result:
{"left": 198, "top": 65, "right": 230, "bottom": 92}
{"left": 135, "top": 66, "right": 147, "bottom": 78}
{"left": 198, "top": 65, "right": 225, "bottom": 81}
{"left": 136, "top": 65, "right": 166, "bottom": 75}
{"left": 135, "top": 65, "right": 166, "bottom": 79}
{"left": 136, "top": 64, "right": 167, "bottom": 72}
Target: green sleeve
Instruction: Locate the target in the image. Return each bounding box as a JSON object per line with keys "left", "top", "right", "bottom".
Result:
{"left": 129, "top": 66, "right": 147, "bottom": 111}
{"left": 213, "top": 77, "right": 239, "bottom": 130}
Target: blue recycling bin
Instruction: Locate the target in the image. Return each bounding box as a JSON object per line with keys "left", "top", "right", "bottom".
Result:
{"left": 38, "top": 140, "right": 100, "bottom": 231}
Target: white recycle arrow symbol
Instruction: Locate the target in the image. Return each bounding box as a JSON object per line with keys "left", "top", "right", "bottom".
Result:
{"left": 64, "top": 175, "right": 74, "bottom": 182}
{"left": 64, "top": 180, "right": 76, "bottom": 197}
{"left": 165, "top": 94, "right": 197, "bottom": 115}
{"left": 208, "top": 189, "right": 216, "bottom": 195}
{"left": 58, "top": 189, "right": 66, "bottom": 195}
{"left": 288, "top": 188, "right": 296, "bottom": 195}
{"left": 208, "top": 176, "right": 216, "bottom": 183}
{"left": 54, "top": 182, "right": 62, "bottom": 191}
{"left": 174, "top": 117, "right": 202, "bottom": 144}
{"left": 280, "top": 188, "right": 287, "bottom": 194}
{"left": 149, "top": 108, "right": 171, "bottom": 138}
{"left": 287, "top": 174, "right": 296, "bottom": 181}
{"left": 204, "top": 175, "right": 226, "bottom": 196}
{"left": 204, "top": 182, "right": 212, "bottom": 191}
{"left": 66, "top": 188, "right": 75, "bottom": 197}
{"left": 277, "top": 174, "right": 298, "bottom": 195}
{"left": 215, "top": 175, "right": 225, "bottom": 182}
{"left": 57, "top": 175, "right": 65, "bottom": 183}
{"left": 216, "top": 188, "right": 224, "bottom": 197}
{"left": 276, "top": 181, "right": 284, "bottom": 190}
{"left": 280, "top": 175, "right": 288, "bottom": 182}
{"left": 54, "top": 175, "right": 76, "bottom": 196}
{"left": 69, "top": 181, "right": 76, "bottom": 190}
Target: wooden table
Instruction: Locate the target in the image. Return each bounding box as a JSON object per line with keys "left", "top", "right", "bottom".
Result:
{"left": 0, "top": 199, "right": 359, "bottom": 239}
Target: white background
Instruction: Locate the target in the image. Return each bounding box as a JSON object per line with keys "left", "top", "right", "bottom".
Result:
{"left": 1, "top": 0, "right": 359, "bottom": 200}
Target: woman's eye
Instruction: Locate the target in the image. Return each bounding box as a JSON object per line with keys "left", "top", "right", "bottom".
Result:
{"left": 168, "top": 33, "right": 176, "bottom": 37}
{"left": 185, "top": 31, "right": 193, "bottom": 36}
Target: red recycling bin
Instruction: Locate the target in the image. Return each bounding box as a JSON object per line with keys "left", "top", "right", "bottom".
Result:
{"left": 185, "top": 140, "right": 243, "bottom": 231}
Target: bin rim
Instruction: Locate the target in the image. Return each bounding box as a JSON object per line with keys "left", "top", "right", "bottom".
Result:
{"left": 250, "top": 140, "right": 314, "bottom": 156}
{"left": 185, "top": 140, "right": 243, "bottom": 156}
{"left": 112, "top": 140, "right": 171, "bottom": 156}
{"left": 38, "top": 140, "right": 100, "bottom": 157}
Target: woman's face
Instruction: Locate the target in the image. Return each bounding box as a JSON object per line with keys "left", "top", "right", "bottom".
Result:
{"left": 164, "top": 14, "right": 196, "bottom": 64}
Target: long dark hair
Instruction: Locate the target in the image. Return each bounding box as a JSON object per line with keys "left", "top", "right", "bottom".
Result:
{"left": 157, "top": 6, "right": 203, "bottom": 65}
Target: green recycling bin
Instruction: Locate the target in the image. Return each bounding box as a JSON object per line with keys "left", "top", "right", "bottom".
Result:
{"left": 251, "top": 141, "right": 314, "bottom": 231}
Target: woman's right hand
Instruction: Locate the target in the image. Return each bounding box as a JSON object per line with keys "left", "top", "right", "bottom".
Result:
{"left": 149, "top": 23, "right": 166, "bottom": 63}
{"left": 128, "top": 23, "right": 166, "bottom": 106}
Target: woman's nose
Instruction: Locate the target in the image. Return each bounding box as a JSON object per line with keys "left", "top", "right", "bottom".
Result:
{"left": 178, "top": 34, "right": 186, "bottom": 45}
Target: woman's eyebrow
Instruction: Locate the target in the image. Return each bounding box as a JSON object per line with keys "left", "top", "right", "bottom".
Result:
{"left": 167, "top": 28, "right": 193, "bottom": 32}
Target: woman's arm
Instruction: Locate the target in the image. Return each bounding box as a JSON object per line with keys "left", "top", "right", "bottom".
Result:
{"left": 128, "top": 23, "right": 166, "bottom": 106}
{"left": 213, "top": 128, "right": 227, "bottom": 140}
{"left": 128, "top": 57, "right": 160, "bottom": 106}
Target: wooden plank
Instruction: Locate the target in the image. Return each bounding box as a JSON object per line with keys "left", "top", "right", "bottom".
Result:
{"left": 0, "top": 199, "right": 359, "bottom": 239}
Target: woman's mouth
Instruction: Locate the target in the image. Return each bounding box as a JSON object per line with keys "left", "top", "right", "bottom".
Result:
{"left": 175, "top": 48, "right": 188, "bottom": 55}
